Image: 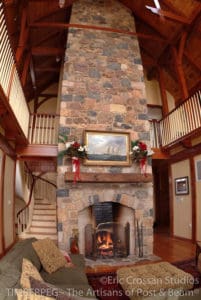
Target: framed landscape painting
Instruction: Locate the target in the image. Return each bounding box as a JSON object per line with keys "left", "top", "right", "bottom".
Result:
{"left": 84, "top": 130, "right": 131, "bottom": 166}
{"left": 175, "top": 176, "right": 189, "bottom": 195}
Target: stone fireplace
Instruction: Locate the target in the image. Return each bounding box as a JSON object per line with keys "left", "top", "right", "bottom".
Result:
{"left": 57, "top": 0, "right": 153, "bottom": 259}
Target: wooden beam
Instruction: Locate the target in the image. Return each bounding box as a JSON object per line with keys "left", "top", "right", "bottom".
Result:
{"left": 0, "top": 133, "right": 16, "bottom": 158}
{"left": 21, "top": 53, "right": 31, "bottom": 87}
{"left": 31, "top": 47, "right": 64, "bottom": 56}
{"left": 134, "top": 15, "right": 167, "bottom": 39}
{"left": 178, "top": 31, "right": 187, "bottom": 62}
{"left": 17, "top": 144, "right": 58, "bottom": 158}
{"left": 65, "top": 172, "right": 153, "bottom": 183}
{"left": 30, "top": 22, "right": 165, "bottom": 42}
{"left": 15, "top": 7, "right": 29, "bottom": 64}
{"left": 145, "top": 6, "right": 191, "bottom": 24}
{"left": 171, "top": 46, "right": 189, "bottom": 102}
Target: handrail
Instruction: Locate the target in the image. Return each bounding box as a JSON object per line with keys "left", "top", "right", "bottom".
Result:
{"left": 17, "top": 171, "right": 57, "bottom": 236}
{"left": 150, "top": 90, "right": 201, "bottom": 148}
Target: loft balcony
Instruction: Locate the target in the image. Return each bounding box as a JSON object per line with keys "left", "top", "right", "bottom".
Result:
{"left": 150, "top": 90, "right": 201, "bottom": 157}
{"left": 16, "top": 113, "right": 59, "bottom": 172}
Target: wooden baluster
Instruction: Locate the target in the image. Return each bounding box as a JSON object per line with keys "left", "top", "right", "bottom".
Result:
{"left": 195, "top": 93, "right": 201, "bottom": 126}
{"left": 38, "top": 114, "right": 42, "bottom": 144}
{"left": 46, "top": 115, "right": 49, "bottom": 144}
{"left": 189, "top": 97, "right": 196, "bottom": 130}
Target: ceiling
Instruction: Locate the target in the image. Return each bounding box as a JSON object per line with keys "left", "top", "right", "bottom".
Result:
{"left": 3, "top": 0, "right": 201, "bottom": 109}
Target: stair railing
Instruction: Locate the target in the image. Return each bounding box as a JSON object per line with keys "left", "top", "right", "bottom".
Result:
{"left": 17, "top": 171, "right": 35, "bottom": 236}
{"left": 17, "top": 172, "right": 57, "bottom": 236}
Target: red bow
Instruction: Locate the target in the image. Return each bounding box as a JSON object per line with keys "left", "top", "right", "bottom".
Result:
{"left": 72, "top": 157, "right": 80, "bottom": 184}
{"left": 140, "top": 157, "right": 147, "bottom": 176}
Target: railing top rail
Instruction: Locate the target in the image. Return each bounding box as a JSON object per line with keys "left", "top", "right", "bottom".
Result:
{"left": 30, "top": 113, "right": 60, "bottom": 117}
{"left": 159, "top": 90, "right": 200, "bottom": 122}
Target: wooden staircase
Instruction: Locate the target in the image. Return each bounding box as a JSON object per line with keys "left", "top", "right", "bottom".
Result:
{"left": 20, "top": 200, "right": 57, "bottom": 242}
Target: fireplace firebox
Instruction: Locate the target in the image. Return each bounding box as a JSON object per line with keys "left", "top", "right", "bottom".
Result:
{"left": 85, "top": 221, "right": 130, "bottom": 258}
{"left": 80, "top": 202, "right": 133, "bottom": 259}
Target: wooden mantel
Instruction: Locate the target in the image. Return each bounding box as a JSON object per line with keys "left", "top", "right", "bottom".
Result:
{"left": 65, "top": 172, "right": 152, "bottom": 183}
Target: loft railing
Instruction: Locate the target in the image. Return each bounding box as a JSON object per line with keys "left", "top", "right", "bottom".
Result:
{"left": 29, "top": 113, "right": 59, "bottom": 145}
{"left": 0, "top": 3, "right": 30, "bottom": 137}
{"left": 149, "top": 119, "right": 160, "bottom": 148}
{"left": 149, "top": 90, "right": 201, "bottom": 148}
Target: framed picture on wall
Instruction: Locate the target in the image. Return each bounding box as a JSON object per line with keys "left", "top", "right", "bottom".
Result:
{"left": 84, "top": 130, "right": 131, "bottom": 166}
{"left": 175, "top": 176, "right": 189, "bottom": 195}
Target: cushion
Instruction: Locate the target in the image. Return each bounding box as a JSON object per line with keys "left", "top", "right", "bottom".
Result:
{"left": 0, "top": 263, "right": 20, "bottom": 288}
{"left": 40, "top": 265, "right": 89, "bottom": 287}
{"left": 198, "top": 253, "right": 201, "bottom": 273}
{"left": 30, "top": 277, "right": 96, "bottom": 300}
{"left": 117, "top": 261, "right": 194, "bottom": 299}
{"left": 15, "top": 289, "right": 53, "bottom": 300}
{"left": 20, "top": 258, "right": 43, "bottom": 289}
{"left": 30, "top": 277, "right": 71, "bottom": 299}
{"left": 32, "top": 238, "right": 66, "bottom": 274}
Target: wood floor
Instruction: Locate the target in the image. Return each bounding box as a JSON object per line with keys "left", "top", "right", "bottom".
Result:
{"left": 85, "top": 231, "right": 196, "bottom": 274}
{"left": 154, "top": 232, "right": 196, "bottom": 263}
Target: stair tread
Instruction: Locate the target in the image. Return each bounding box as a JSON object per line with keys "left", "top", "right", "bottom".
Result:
{"left": 31, "top": 225, "right": 57, "bottom": 228}
{"left": 33, "top": 213, "right": 56, "bottom": 216}
{"left": 34, "top": 207, "right": 56, "bottom": 210}
{"left": 32, "top": 219, "right": 56, "bottom": 223}
{"left": 27, "top": 231, "right": 57, "bottom": 235}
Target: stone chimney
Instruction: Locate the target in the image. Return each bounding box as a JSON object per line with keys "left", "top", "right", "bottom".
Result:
{"left": 57, "top": 0, "right": 153, "bottom": 257}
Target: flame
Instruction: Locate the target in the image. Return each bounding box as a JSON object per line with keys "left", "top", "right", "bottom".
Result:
{"left": 97, "top": 231, "right": 114, "bottom": 250}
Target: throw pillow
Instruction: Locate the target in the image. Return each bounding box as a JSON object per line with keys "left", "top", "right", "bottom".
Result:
{"left": 15, "top": 289, "right": 53, "bottom": 300}
{"left": 32, "top": 238, "right": 66, "bottom": 274}
{"left": 20, "top": 258, "right": 43, "bottom": 289}
{"left": 198, "top": 253, "right": 201, "bottom": 273}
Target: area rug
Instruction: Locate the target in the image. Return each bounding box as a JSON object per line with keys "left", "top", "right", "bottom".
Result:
{"left": 87, "top": 271, "right": 129, "bottom": 300}
{"left": 87, "top": 259, "right": 201, "bottom": 299}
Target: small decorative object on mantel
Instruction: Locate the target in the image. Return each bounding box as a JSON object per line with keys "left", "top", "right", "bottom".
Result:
{"left": 130, "top": 140, "right": 154, "bottom": 176}
{"left": 58, "top": 134, "right": 87, "bottom": 184}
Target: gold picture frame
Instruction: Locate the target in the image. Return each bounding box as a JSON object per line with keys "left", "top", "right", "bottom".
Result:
{"left": 84, "top": 130, "right": 131, "bottom": 166}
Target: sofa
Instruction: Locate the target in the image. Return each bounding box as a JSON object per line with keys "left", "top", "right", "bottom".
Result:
{"left": 0, "top": 238, "right": 96, "bottom": 300}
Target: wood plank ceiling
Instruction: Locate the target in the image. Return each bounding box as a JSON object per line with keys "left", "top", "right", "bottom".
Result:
{"left": 3, "top": 0, "right": 201, "bottom": 110}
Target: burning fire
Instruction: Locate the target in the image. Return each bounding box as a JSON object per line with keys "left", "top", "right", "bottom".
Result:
{"left": 97, "top": 231, "right": 114, "bottom": 250}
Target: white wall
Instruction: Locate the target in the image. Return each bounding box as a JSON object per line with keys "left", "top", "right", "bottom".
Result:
{"left": 3, "top": 155, "right": 15, "bottom": 248}
{"left": 194, "top": 154, "right": 201, "bottom": 241}
{"left": 171, "top": 160, "right": 192, "bottom": 239}
{"left": 144, "top": 78, "right": 162, "bottom": 106}
{"left": 144, "top": 77, "right": 176, "bottom": 114}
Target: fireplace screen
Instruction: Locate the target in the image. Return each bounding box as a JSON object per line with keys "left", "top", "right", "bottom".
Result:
{"left": 85, "top": 221, "right": 130, "bottom": 259}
